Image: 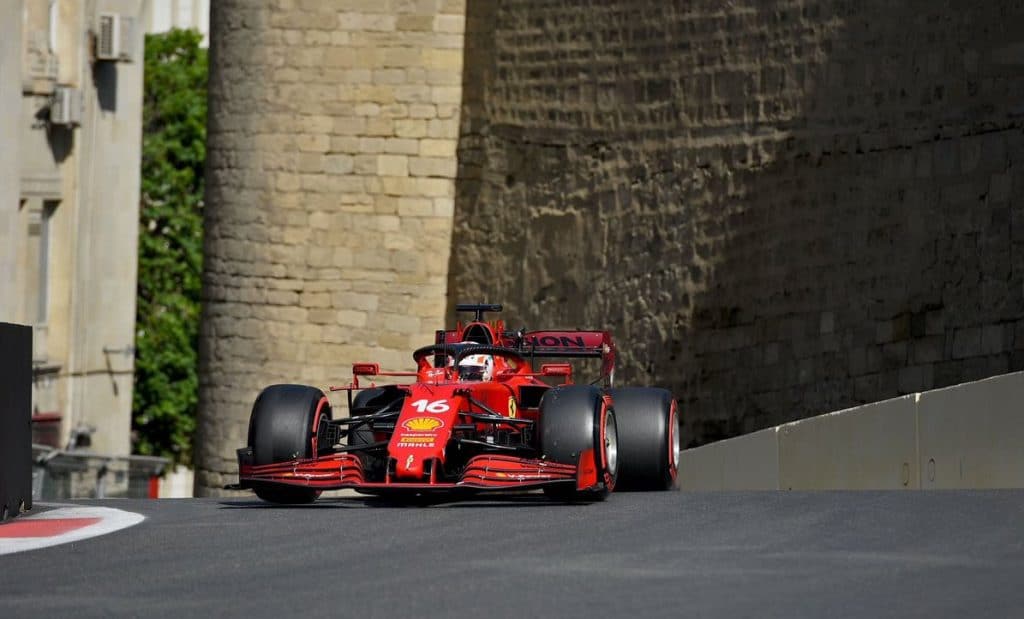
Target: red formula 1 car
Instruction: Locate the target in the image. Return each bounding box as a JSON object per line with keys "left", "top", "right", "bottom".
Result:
{"left": 234, "top": 304, "right": 679, "bottom": 503}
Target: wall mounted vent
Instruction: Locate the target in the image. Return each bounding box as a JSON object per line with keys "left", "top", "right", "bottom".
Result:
{"left": 50, "top": 86, "right": 83, "bottom": 127}
{"left": 96, "top": 13, "right": 135, "bottom": 62}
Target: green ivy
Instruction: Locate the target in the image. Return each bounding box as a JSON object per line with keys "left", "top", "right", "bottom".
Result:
{"left": 133, "top": 29, "right": 207, "bottom": 465}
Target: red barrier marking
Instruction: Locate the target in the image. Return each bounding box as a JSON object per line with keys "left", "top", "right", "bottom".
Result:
{"left": 0, "top": 517, "right": 101, "bottom": 538}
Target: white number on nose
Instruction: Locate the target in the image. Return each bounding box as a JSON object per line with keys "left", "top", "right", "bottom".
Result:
{"left": 410, "top": 398, "right": 450, "bottom": 414}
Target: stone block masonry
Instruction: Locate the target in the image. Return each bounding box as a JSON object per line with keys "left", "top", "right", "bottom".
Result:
{"left": 198, "top": 0, "right": 1024, "bottom": 493}
{"left": 195, "top": 0, "right": 466, "bottom": 494}
{"left": 447, "top": 0, "right": 1024, "bottom": 447}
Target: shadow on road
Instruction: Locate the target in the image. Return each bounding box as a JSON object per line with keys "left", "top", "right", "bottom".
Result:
{"left": 218, "top": 492, "right": 599, "bottom": 510}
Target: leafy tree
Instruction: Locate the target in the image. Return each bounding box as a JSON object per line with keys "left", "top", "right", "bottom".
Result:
{"left": 133, "top": 29, "right": 207, "bottom": 465}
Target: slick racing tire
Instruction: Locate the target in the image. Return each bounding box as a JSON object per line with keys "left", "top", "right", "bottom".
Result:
{"left": 539, "top": 385, "right": 618, "bottom": 501}
{"left": 248, "top": 384, "right": 332, "bottom": 504}
{"left": 608, "top": 387, "right": 679, "bottom": 491}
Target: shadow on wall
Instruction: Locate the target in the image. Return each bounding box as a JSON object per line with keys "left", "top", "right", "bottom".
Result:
{"left": 92, "top": 60, "right": 117, "bottom": 112}
{"left": 448, "top": 0, "right": 1024, "bottom": 446}
{"left": 32, "top": 105, "right": 74, "bottom": 162}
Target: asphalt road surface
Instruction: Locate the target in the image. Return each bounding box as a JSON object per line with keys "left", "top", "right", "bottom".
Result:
{"left": 3, "top": 490, "right": 1023, "bottom": 618}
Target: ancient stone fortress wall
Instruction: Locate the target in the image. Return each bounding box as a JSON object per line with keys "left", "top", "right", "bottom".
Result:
{"left": 195, "top": 0, "right": 465, "bottom": 493}
{"left": 448, "top": 1, "right": 1024, "bottom": 446}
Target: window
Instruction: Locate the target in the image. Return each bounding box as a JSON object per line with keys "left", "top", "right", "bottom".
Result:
{"left": 23, "top": 199, "right": 57, "bottom": 325}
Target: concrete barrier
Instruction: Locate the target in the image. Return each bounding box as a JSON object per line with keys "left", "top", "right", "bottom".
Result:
{"left": 777, "top": 395, "right": 919, "bottom": 490}
{"left": 918, "top": 372, "right": 1024, "bottom": 489}
{"left": 680, "top": 371, "right": 1024, "bottom": 491}
{"left": 159, "top": 465, "right": 195, "bottom": 498}
{"left": 679, "top": 427, "right": 780, "bottom": 490}
{"left": 0, "top": 323, "right": 32, "bottom": 520}
{"left": 31, "top": 449, "right": 167, "bottom": 499}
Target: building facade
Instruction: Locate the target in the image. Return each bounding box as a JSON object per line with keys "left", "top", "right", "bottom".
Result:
{"left": 0, "top": 0, "right": 147, "bottom": 456}
{"left": 146, "top": 0, "right": 209, "bottom": 46}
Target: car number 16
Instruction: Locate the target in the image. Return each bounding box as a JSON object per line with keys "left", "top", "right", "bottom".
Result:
{"left": 410, "top": 398, "right": 450, "bottom": 413}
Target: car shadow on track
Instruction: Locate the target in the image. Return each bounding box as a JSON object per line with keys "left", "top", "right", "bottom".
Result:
{"left": 217, "top": 492, "right": 599, "bottom": 510}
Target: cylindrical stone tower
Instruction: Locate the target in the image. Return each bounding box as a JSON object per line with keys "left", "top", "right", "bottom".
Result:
{"left": 195, "top": 0, "right": 467, "bottom": 495}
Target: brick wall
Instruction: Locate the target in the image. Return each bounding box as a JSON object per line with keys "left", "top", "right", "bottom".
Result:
{"left": 195, "top": 0, "right": 465, "bottom": 494}
{"left": 448, "top": 0, "right": 1024, "bottom": 446}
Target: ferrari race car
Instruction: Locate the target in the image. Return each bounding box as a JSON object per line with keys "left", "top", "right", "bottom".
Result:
{"left": 234, "top": 304, "right": 680, "bottom": 503}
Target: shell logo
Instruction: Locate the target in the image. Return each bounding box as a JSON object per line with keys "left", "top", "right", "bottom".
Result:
{"left": 402, "top": 417, "right": 444, "bottom": 432}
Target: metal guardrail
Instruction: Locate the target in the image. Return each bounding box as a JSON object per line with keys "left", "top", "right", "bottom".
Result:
{"left": 32, "top": 445, "right": 168, "bottom": 500}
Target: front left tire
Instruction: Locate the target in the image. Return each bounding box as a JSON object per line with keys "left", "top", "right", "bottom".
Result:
{"left": 247, "top": 384, "right": 331, "bottom": 504}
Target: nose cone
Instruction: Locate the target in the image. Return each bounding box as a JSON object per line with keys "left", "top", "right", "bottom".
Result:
{"left": 390, "top": 384, "right": 463, "bottom": 481}
{"left": 396, "top": 453, "right": 425, "bottom": 479}
{"left": 391, "top": 413, "right": 451, "bottom": 480}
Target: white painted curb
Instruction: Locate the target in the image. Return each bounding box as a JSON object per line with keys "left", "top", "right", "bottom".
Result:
{"left": 0, "top": 505, "right": 145, "bottom": 556}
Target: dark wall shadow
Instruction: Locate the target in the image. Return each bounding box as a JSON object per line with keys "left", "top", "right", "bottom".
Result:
{"left": 449, "top": 0, "right": 1024, "bottom": 446}
{"left": 46, "top": 125, "right": 74, "bottom": 163}
{"left": 446, "top": 0, "right": 501, "bottom": 322}
{"left": 92, "top": 61, "right": 118, "bottom": 112}
{"left": 33, "top": 104, "right": 74, "bottom": 162}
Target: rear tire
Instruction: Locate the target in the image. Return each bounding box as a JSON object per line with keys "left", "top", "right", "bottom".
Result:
{"left": 347, "top": 386, "right": 402, "bottom": 446}
{"left": 609, "top": 387, "right": 679, "bottom": 491}
{"left": 539, "top": 386, "right": 618, "bottom": 501}
{"left": 248, "top": 384, "right": 331, "bottom": 504}
{"left": 347, "top": 387, "right": 403, "bottom": 482}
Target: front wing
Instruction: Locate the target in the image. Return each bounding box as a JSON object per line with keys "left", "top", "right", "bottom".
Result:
{"left": 236, "top": 451, "right": 601, "bottom": 494}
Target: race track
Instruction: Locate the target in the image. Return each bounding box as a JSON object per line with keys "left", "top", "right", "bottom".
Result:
{"left": 2, "top": 490, "right": 1023, "bottom": 617}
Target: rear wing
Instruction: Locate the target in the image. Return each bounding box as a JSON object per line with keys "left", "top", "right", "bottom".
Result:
{"left": 518, "top": 330, "right": 617, "bottom": 383}
{"left": 435, "top": 325, "right": 617, "bottom": 384}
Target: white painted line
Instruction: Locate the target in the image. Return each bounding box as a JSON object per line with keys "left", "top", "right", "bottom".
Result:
{"left": 0, "top": 505, "right": 145, "bottom": 556}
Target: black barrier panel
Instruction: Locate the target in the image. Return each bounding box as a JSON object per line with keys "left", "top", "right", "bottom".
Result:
{"left": 0, "top": 323, "right": 32, "bottom": 520}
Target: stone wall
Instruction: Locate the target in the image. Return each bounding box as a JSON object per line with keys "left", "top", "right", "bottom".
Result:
{"left": 448, "top": 0, "right": 1024, "bottom": 446}
{"left": 195, "top": 0, "right": 465, "bottom": 493}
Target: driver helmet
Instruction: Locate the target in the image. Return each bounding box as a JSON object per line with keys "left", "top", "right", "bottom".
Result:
{"left": 458, "top": 353, "right": 494, "bottom": 381}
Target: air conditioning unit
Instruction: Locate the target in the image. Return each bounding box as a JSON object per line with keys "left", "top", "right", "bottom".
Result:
{"left": 96, "top": 13, "right": 135, "bottom": 62}
{"left": 50, "top": 86, "right": 83, "bottom": 127}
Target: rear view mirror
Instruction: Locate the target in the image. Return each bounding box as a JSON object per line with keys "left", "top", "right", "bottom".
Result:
{"left": 352, "top": 363, "right": 380, "bottom": 376}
